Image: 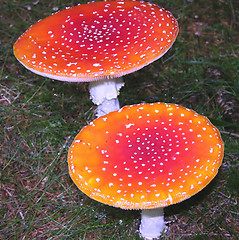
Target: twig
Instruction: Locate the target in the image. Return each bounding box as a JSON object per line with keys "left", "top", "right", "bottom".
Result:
{"left": 220, "top": 131, "right": 239, "bottom": 138}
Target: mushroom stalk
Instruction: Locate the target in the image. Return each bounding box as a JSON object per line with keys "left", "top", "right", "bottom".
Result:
{"left": 140, "top": 207, "right": 166, "bottom": 240}
{"left": 89, "top": 77, "right": 124, "bottom": 117}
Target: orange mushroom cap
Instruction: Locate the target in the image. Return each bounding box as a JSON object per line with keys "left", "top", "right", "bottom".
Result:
{"left": 13, "top": 1, "right": 178, "bottom": 82}
{"left": 68, "top": 102, "right": 224, "bottom": 209}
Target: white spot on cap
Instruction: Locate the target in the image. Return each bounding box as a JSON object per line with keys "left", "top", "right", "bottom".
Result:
{"left": 93, "top": 63, "right": 101, "bottom": 67}
{"left": 125, "top": 123, "right": 135, "bottom": 128}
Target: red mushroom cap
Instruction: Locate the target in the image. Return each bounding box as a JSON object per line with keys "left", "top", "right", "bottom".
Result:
{"left": 13, "top": 1, "right": 178, "bottom": 82}
{"left": 68, "top": 102, "right": 224, "bottom": 209}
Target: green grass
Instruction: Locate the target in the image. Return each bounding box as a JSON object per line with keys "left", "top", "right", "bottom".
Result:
{"left": 1, "top": 0, "right": 238, "bottom": 239}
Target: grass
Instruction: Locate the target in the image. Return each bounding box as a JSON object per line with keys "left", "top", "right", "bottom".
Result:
{"left": 1, "top": 0, "right": 238, "bottom": 239}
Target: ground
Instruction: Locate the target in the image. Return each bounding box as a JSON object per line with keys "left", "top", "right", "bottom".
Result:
{"left": 1, "top": 0, "right": 238, "bottom": 239}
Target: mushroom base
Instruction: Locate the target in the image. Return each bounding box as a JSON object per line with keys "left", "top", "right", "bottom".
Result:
{"left": 139, "top": 207, "right": 166, "bottom": 240}
{"left": 89, "top": 77, "right": 124, "bottom": 117}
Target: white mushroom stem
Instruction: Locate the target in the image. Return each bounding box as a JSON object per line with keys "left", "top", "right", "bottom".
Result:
{"left": 139, "top": 207, "right": 166, "bottom": 240}
{"left": 89, "top": 77, "right": 124, "bottom": 117}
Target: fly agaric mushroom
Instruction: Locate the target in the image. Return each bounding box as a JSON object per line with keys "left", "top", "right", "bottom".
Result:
{"left": 68, "top": 102, "right": 224, "bottom": 239}
{"left": 13, "top": 1, "right": 178, "bottom": 117}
